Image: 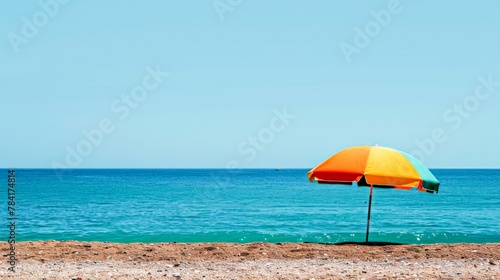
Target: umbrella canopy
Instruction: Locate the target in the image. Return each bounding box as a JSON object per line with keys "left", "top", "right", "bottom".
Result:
{"left": 308, "top": 145, "right": 440, "bottom": 242}
{"left": 308, "top": 145, "right": 439, "bottom": 192}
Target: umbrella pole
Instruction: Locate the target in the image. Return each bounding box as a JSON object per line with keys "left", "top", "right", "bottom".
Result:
{"left": 365, "top": 184, "right": 373, "bottom": 243}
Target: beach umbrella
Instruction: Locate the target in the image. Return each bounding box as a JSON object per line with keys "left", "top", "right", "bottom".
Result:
{"left": 308, "top": 145, "right": 439, "bottom": 243}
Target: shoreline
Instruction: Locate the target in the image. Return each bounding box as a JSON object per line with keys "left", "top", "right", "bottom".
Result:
{"left": 1, "top": 241, "right": 498, "bottom": 279}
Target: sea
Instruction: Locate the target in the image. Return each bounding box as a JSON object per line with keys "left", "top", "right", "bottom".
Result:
{"left": 3, "top": 169, "right": 499, "bottom": 244}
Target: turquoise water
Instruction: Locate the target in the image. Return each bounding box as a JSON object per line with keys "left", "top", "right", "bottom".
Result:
{"left": 4, "top": 169, "right": 499, "bottom": 244}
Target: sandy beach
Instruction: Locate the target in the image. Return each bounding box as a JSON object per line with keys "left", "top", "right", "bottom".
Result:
{"left": 1, "top": 241, "right": 498, "bottom": 279}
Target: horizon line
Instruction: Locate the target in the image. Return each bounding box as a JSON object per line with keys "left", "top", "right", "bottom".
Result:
{"left": 2, "top": 167, "right": 500, "bottom": 170}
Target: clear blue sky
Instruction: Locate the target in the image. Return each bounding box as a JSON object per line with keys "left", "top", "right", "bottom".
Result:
{"left": 1, "top": 0, "right": 499, "bottom": 168}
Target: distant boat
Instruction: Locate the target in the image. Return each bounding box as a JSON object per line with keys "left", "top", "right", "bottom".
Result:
{"left": 274, "top": 168, "right": 281, "bottom": 171}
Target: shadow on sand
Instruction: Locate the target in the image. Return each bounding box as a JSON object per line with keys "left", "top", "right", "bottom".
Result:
{"left": 303, "top": 241, "right": 404, "bottom": 246}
